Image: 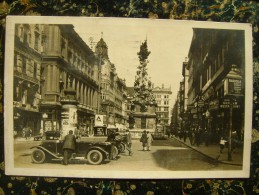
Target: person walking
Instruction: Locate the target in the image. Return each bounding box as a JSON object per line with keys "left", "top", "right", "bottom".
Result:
{"left": 140, "top": 130, "right": 148, "bottom": 151}
{"left": 219, "top": 136, "right": 227, "bottom": 153}
{"left": 62, "top": 130, "right": 77, "bottom": 165}
{"left": 125, "top": 129, "right": 133, "bottom": 156}
{"left": 146, "top": 131, "right": 153, "bottom": 151}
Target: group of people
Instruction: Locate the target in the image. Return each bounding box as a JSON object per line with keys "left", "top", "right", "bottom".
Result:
{"left": 176, "top": 127, "right": 213, "bottom": 147}
{"left": 22, "top": 126, "right": 32, "bottom": 139}
{"left": 140, "top": 130, "right": 153, "bottom": 151}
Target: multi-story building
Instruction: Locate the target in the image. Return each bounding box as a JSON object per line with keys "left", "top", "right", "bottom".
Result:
{"left": 170, "top": 93, "right": 181, "bottom": 135}
{"left": 13, "top": 24, "right": 43, "bottom": 136}
{"left": 186, "top": 28, "right": 245, "bottom": 142}
{"left": 95, "top": 38, "right": 128, "bottom": 130}
{"left": 179, "top": 60, "right": 190, "bottom": 131}
{"left": 13, "top": 24, "right": 99, "bottom": 136}
{"left": 153, "top": 84, "right": 172, "bottom": 127}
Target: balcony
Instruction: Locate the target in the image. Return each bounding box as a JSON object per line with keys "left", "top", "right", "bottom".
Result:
{"left": 14, "top": 70, "right": 39, "bottom": 85}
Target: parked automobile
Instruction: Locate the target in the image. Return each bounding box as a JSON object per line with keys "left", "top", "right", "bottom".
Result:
{"left": 106, "top": 128, "right": 127, "bottom": 153}
{"left": 33, "top": 130, "right": 61, "bottom": 141}
{"left": 92, "top": 126, "right": 124, "bottom": 155}
{"left": 152, "top": 131, "right": 168, "bottom": 140}
{"left": 31, "top": 139, "right": 117, "bottom": 165}
{"left": 33, "top": 134, "right": 43, "bottom": 141}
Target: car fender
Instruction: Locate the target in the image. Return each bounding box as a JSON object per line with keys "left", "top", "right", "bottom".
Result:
{"left": 87, "top": 146, "right": 109, "bottom": 158}
{"left": 31, "top": 146, "right": 61, "bottom": 159}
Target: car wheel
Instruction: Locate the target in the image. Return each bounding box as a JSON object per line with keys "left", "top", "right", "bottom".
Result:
{"left": 87, "top": 150, "right": 103, "bottom": 165}
{"left": 111, "top": 145, "right": 119, "bottom": 160}
{"left": 31, "top": 149, "right": 46, "bottom": 163}
{"left": 119, "top": 143, "right": 126, "bottom": 153}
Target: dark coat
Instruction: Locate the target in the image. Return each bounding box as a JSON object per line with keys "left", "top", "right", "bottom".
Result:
{"left": 63, "top": 134, "right": 77, "bottom": 150}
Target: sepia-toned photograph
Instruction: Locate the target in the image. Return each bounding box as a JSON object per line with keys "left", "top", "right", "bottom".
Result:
{"left": 4, "top": 16, "right": 252, "bottom": 179}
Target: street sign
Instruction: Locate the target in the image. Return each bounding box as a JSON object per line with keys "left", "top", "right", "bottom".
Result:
{"left": 227, "top": 78, "right": 242, "bottom": 95}
{"left": 219, "top": 98, "right": 240, "bottom": 109}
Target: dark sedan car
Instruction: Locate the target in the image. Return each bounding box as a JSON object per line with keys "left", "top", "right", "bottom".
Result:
{"left": 31, "top": 139, "right": 117, "bottom": 165}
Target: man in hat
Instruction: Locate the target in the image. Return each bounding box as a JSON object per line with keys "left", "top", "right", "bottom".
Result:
{"left": 62, "top": 130, "right": 77, "bottom": 165}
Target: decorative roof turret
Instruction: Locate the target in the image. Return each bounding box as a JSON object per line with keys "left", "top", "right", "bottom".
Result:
{"left": 95, "top": 37, "right": 109, "bottom": 59}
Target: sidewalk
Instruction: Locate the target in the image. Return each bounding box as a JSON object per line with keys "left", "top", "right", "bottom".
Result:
{"left": 172, "top": 136, "right": 243, "bottom": 166}
{"left": 14, "top": 137, "right": 36, "bottom": 143}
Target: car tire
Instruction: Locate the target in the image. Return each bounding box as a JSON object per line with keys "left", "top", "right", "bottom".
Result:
{"left": 119, "top": 143, "right": 126, "bottom": 153}
{"left": 86, "top": 150, "right": 103, "bottom": 165}
{"left": 111, "top": 145, "right": 119, "bottom": 160}
{"left": 31, "top": 149, "right": 46, "bottom": 163}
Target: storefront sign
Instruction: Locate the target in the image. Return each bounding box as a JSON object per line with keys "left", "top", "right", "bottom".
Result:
{"left": 227, "top": 78, "right": 242, "bottom": 95}
{"left": 95, "top": 115, "right": 107, "bottom": 126}
{"left": 219, "top": 98, "right": 240, "bottom": 109}
{"left": 44, "top": 120, "right": 52, "bottom": 131}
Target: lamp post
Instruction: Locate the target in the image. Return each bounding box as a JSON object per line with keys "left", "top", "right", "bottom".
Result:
{"left": 228, "top": 99, "right": 233, "bottom": 161}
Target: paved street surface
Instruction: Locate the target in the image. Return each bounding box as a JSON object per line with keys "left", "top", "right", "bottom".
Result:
{"left": 14, "top": 137, "right": 241, "bottom": 171}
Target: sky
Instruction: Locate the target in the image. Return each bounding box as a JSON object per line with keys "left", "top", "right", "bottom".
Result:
{"left": 74, "top": 18, "right": 194, "bottom": 104}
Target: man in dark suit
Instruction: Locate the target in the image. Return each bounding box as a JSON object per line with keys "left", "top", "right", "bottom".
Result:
{"left": 62, "top": 130, "right": 77, "bottom": 165}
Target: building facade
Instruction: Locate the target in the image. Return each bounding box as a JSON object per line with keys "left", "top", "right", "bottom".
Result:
{"left": 153, "top": 84, "right": 172, "bottom": 128}
{"left": 13, "top": 24, "right": 99, "bottom": 136}
{"left": 13, "top": 24, "right": 43, "bottom": 136}
{"left": 185, "top": 28, "right": 245, "bottom": 143}
{"left": 96, "top": 38, "right": 128, "bottom": 130}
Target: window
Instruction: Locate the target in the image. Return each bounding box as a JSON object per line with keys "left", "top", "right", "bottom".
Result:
{"left": 22, "top": 89, "right": 27, "bottom": 105}
{"left": 34, "top": 32, "right": 40, "bottom": 50}
{"left": 28, "top": 31, "right": 31, "bottom": 44}
{"left": 22, "top": 57, "right": 26, "bottom": 73}
{"left": 101, "top": 94, "right": 106, "bottom": 100}
{"left": 19, "top": 26, "right": 24, "bottom": 41}
{"left": 33, "top": 62, "right": 37, "bottom": 78}
{"left": 14, "top": 54, "right": 17, "bottom": 71}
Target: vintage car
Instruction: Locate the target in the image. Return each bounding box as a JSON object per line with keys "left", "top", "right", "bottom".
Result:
{"left": 33, "top": 130, "right": 61, "bottom": 141}
{"left": 152, "top": 131, "right": 168, "bottom": 140}
{"left": 31, "top": 139, "right": 117, "bottom": 165}
{"left": 93, "top": 126, "right": 127, "bottom": 154}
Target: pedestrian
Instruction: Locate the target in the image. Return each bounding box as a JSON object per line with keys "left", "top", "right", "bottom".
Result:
{"left": 125, "top": 129, "right": 133, "bottom": 155}
{"left": 146, "top": 131, "right": 153, "bottom": 151}
{"left": 140, "top": 130, "right": 148, "bottom": 151}
{"left": 203, "top": 129, "right": 209, "bottom": 146}
{"left": 219, "top": 137, "right": 227, "bottom": 153}
{"left": 62, "top": 130, "right": 77, "bottom": 165}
